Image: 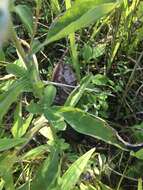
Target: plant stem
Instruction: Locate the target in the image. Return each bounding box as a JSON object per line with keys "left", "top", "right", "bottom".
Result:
{"left": 65, "top": 0, "right": 80, "bottom": 81}
{"left": 10, "top": 21, "right": 29, "bottom": 69}
{"left": 30, "top": 0, "right": 42, "bottom": 48}
{"left": 9, "top": 9, "right": 43, "bottom": 94}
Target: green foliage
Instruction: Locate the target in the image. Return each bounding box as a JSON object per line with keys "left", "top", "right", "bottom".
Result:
{"left": 43, "top": 85, "right": 57, "bottom": 107}
{"left": 11, "top": 102, "right": 33, "bottom": 138}
{"left": 60, "top": 148, "right": 95, "bottom": 190}
{"left": 57, "top": 106, "right": 126, "bottom": 150}
{"left": 0, "top": 138, "right": 26, "bottom": 152}
{"left": 0, "top": 77, "right": 31, "bottom": 122}
{"left": 0, "top": 0, "right": 143, "bottom": 189}
{"left": 6, "top": 59, "right": 27, "bottom": 77}
{"left": 31, "top": 149, "right": 60, "bottom": 190}
{"left": 82, "top": 43, "right": 106, "bottom": 62}
{"left": 45, "top": 1, "right": 117, "bottom": 45}
{"left": 65, "top": 75, "right": 92, "bottom": 107}
{"left": 138, "top": 178, "right": 143, "bottom": 190}
{"left": 14, "top": 4, "right": 34, "bottom": 36}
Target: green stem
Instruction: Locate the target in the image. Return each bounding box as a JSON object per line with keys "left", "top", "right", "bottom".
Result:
{"left": 9, "top": 5, "right": 57, "bottom": 142}
{"left": 30, "top": 0, "right": 42, "bottom": 48}
{"left": 10, "top": 21, "right": 29, "bottom": 69}
{"left": 65, "top": 0, "right": 80, "bottom": 81}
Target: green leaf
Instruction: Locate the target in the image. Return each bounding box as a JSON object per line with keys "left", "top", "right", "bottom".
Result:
{"left": 45, "top": 1, "right": 117, "bottom": 44}
{"left": 11, "top": 102, "right": 23, "bottom": 137}
{"left": 31, "top": 150, "right": 60, "bottom": 190}
{"left": 44, "top": 107, "right": 66, "bottom": 131}
{"left": 11, "top": 102, "right": 33, "bottom": 138}
{"left": 31, "top": 39, "right": 43, "bottom": 53}
{"left": 6, "top": 59, "right": 27, "bottom": 77}
{"left": 82, "top": 44, "right": 93, "bottom": 62}
{"left": 82, "top": 43, "right": 106, "bottom": 62}
{"left": 65, "top": 75, "right": 92, "bottom": 107}
{"left": 138, "top": 178, "right": 142, "bottom": 190}
{"left": 0, "top": 138, "right": 26, "bottom": 152}
{"left": 14, "top": 5, "right": 34, "bottom": 36}
{"left": 42, "top": 85, "right": 64, "bottom": 131}
{"left": 93, "top": 43, "right": 106, "bottom": 58}
{"left": 0, "top": 79, "right": 14, "bottom": 93}
{"left": 43, "top": 85, "right": 57, "bottom": 107}
{"left": 0, "top": 77, "right": 31, "bottom": 121}
{"left": 27, "top": 101, "right": 42, "bottom": 114}
{"left": 92, "top": 74, "right": 109, "bottom": 85}
{"left": 57, "top": 107, "right": 127, "bottom": 150}
{"left": 22, "top": 145, "right": 50, "bottom": 160}
{"left": 60, "top": 148, "right": 95, "bottom": 190}
{"left": 19, "top": 114, "right": 33, "bottom": 136}
{"left": 131, "top": 149, "right": 143, "bottom": 160}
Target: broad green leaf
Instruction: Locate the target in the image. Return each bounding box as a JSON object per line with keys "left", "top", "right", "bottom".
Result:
{"left": 44, "top": 107, "right": 66, "bottom": 131}
{"left": 43, "top": 85, "right": 65, "bottom": 131}
{"left": 31, "top": 150, "right": 60, "bottom": 190}
{"left": 131, "top": 149, "right": 143, "bottom": 160}
{"left": 60, "top": 148, "right": 95, "bottom": 190}
{"left": 27, "top": 101, "right": 42, "bottom": 114}
{"left": 0, "top": 77, "right": 31, "bottom": 121}
{"left": 82, "top": 44, "right": 106, "bottom": 62}
{"left": 45, "top": 1, "right": 117, "bottom": 44}
{"left": 57, "top": 107, "right": 127, "bottom": 150}
{"left": 82, "top": 44, "right": 93, "bottom": 62}
{"left": 65, "top": 75, "right": 92, "bottom": 107}
{"left": 43, "top": 85, "right": 57, "bottom": 107}
{"left": 14, "top": 5, "right": 34, "bottom": 36}
{"left": 0, "top": 138, "right": 26, "bottom": 152}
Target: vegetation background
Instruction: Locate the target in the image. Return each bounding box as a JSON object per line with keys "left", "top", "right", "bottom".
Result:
{"left": 0, "top": 0, "right": 143, "bottom": 189}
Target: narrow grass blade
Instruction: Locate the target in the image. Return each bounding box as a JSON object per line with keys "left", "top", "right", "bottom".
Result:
{"left": 60, "top": 148, "right": 95, "bottom": 190}
{"left": 138, "top": 178, "right": 143, "bottom": 190}
{"left": 65, "top": 75, "right": 92, "bottom": 107}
